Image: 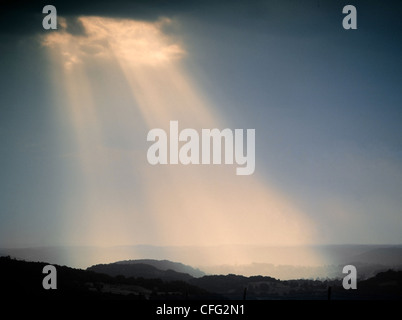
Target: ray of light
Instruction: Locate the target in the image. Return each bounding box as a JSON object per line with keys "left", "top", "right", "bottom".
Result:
{"left": 42, "top": 16, "right": 323, "bottom": 267}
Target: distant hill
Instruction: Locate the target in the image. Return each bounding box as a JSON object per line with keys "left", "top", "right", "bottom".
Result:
{"left": 112, "top": 259, "right": 205, "bottom": 277}
{"left": 346, "top": 247, "right": 402, "bottom": 266}
{"left": 87, "top": 262, "right": 195, "bottom": 282}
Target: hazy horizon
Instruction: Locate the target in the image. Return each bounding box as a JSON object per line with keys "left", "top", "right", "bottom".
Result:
{"left": 2, "top": 243, "right": 402, "bottom": 281}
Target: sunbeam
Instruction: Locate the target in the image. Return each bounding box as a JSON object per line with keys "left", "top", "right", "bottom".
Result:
{"left": 42, "top": 16, "right": 322, "bottom": 266}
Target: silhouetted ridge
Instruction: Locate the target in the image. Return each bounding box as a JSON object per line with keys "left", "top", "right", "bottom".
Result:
{"left": 112, "top": 259, "right": 205, "bottom": 277}
{"left": 0, "top": 256, "right": 215, "bottom": 300}
{"left": 87, "top": 262, "right": 194, "bottom": 282}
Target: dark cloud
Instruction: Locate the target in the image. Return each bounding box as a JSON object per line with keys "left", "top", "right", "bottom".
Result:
{"left": 0, "top": 0, "right": 178, "bottom": 37}
{"left": 1, "top": 0, "right": 401, "bottom": 39}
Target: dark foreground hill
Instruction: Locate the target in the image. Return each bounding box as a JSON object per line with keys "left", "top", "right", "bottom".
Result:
{"left": 1, "top": 256, "right": 401, "bottom": 300}
{"left": 0, "top": 256, "right": 216, "bottom": 300}
{"left": 188, "top": 270, "right": 402, "bottom": 300}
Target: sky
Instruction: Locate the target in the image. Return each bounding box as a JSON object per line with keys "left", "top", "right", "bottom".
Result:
{"left": 0, "top": 0, "right": 401, "bottom": 261}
